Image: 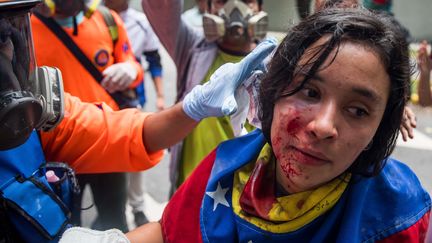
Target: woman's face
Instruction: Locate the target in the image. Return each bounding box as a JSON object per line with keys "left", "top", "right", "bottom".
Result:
{"left": 271, "top": 41, "right": 390, "bottom": 193}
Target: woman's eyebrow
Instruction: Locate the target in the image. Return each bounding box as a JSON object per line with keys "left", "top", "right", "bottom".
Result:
{"left": 312, "top": 74, "right": 381, "bottom": 102}
{"left": 351, "top": 86, "right": 381, "bottom": 102}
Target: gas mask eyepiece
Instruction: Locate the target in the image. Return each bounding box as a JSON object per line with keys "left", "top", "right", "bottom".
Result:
{"left": 35, "top": 0, "right": 101, "bottom": 18}
{"left": 203, "top": 0, "right": 268, "bottom": 43}
{"left": 0, "top": 91, "right": 43, "bottom": 150}
{"left": 0, "top": 6, "right": 64, "bottom": 150}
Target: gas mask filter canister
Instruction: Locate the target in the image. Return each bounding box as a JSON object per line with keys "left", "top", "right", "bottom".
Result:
{"left": 202, "top": 0, "right": 268, "bottom": 42}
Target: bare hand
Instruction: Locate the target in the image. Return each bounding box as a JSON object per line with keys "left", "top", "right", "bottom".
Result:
{"left": 417, "top": 41, "right": 431, "bottom": 75}
{"left": 156, "top": 96, "right": 165, "bottom": 111}
{"left": 400, "top": 106, "right": 416, "bottom": 142}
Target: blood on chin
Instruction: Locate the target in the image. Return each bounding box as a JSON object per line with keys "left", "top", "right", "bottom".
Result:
{"left": 280, "top": 160, "right": 302, "bottom": 178}
{"left": 277, "top": 163, "right": 319, "bottom": 193}
{"left": 276, "top": 150, "right": 323, "bottom": 190}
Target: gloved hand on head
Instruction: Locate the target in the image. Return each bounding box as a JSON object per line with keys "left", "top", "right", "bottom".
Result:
{"left": 182, "top": 37, "right": 278, "bottom": 121}
{"left": 101, "top": 62, "right": 138, "bottom": 93}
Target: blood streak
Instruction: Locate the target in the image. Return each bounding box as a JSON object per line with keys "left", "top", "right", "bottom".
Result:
{"left": 272, "top": 111, "right": 305, "bottom": 178}
{"left": 280, "top": 161, "right": 300, "bottom": 177}
{"left": 279, "top": 115, "right": 304, "bottom": 177}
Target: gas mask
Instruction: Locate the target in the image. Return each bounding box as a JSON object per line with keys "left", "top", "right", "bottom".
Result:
{"left": 203, "top": 0, "right": 268, "bottom": 43}
{"left": 0, "top": 2, "right": 65, "bottom": 150}
{"left": 34, "top": 0, "right": 101, "bottom": 18}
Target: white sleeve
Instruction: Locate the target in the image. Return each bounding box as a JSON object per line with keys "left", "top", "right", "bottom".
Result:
{"left": 140, "top": 15, "right": 161, "bottom": 52}
{"left": 124, "top": 8, "right": 161, "bottom": 56}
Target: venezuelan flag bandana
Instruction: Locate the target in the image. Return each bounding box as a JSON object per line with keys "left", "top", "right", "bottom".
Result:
{"left": 232, "top": 143, "right": 351, "bottom": 233}
{"left": 196, "top": 130, "right": 430, "bottom": 242}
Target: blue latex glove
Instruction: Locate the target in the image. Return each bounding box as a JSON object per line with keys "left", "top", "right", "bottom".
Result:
{"left": 183, "top": 38, "right": 278, "bottom": 121}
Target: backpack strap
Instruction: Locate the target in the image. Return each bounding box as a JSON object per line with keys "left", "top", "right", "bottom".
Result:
{"left": 84, "top": 0, "right": 102, "bottom": 18}
{"left": 97, "top": 5, "right": 119, "bottom": 46}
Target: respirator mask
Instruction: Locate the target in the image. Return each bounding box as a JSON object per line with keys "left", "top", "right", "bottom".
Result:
{"left": 34, "top": 0, "right": 101, "bottom": 18}
{"left": 203, "top": 0, "right": 268, "bottom": 43}
{"left": 0, "top": 11, "right": 64, "bottom": 150}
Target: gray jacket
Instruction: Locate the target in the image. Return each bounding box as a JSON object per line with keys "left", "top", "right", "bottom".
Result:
{"left": 142, "top": 0, "right": 218, "bottom": 101}
{"left": 142, "top": 0, "right": 218, "bottom": 190}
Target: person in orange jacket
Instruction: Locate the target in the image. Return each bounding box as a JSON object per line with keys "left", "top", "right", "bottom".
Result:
{"left": 31, "top": 0, "right": 143, "bottom": 110}
{"left": 30, "top": 0, "right": 145, "bottom": 231}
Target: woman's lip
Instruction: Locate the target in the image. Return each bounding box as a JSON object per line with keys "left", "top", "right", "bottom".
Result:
{"left": 292, "top": 147, "right": 331, "bottom": 165}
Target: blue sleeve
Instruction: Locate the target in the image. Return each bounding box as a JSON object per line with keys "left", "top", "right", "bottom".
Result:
{"left": 144, "top": 50, "right": 162, "bottom": 78}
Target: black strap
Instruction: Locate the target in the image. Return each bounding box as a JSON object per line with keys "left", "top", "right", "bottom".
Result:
{"left": 34, "top": 12, "right": 104, "bottom": 82}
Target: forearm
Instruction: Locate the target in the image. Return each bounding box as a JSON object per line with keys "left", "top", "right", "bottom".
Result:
{"left": 142, "top": 0, "right": 200, "bottom": 69}
{"left": 141, "top": 0, "right": 183, "bottom": 55}
{"left": 41, "top": 93, "right": 163, "bottom": 174}
{"left": 143, "top": 102, "right": 198, "bottom": 153}
{"left": 418, "top": 70, "right": 432, "bottom": 106}
{"left": 126, "top": 222, "right": 164, "bottom": 243}
{"left": 152, "top": 76, "right": 164, "bottom": 98}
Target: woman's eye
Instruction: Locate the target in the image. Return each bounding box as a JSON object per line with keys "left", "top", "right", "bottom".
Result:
{"left": 347, "top": 107, "right": 369, "bottom": 118}
{"left": 302, "top": 87, "right": 319, "bottom": 99}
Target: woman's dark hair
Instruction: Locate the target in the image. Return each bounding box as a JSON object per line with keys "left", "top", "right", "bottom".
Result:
{"left": 259, "top": 8, "right": 411, "bottom": 177}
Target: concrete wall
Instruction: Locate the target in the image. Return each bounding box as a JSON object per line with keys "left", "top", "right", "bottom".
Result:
{"left": 179, "top": 0, "right": 432, "bottom": 41}
{"left": 393, "top": 0, "right": 432, "bottom": 41}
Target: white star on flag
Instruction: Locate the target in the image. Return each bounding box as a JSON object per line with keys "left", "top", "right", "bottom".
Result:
{"left": 206, "top": 182, "right": 230, "bottom": 211}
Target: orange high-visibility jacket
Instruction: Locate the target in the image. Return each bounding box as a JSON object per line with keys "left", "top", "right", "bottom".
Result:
{"left": 31, "top": 10, "right": 143, "bottom": 110}
{"left": 40, "top": 93, "right": 163, "bottom": 174}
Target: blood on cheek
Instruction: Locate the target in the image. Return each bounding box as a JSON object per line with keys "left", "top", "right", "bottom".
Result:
{"left": 272, "top": 114, "right": 304, "bottom": 178}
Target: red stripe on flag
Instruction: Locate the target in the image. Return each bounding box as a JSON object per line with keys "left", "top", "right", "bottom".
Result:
{"left": 161, "top": 149, "right": 217, "bottom": 242}
{"left": 378, "top": 210, "right": 430, "bottom": 242}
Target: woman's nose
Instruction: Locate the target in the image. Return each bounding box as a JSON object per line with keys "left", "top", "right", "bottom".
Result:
{"left": 307, "top": 102, "right": 339, "bottom": 140}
